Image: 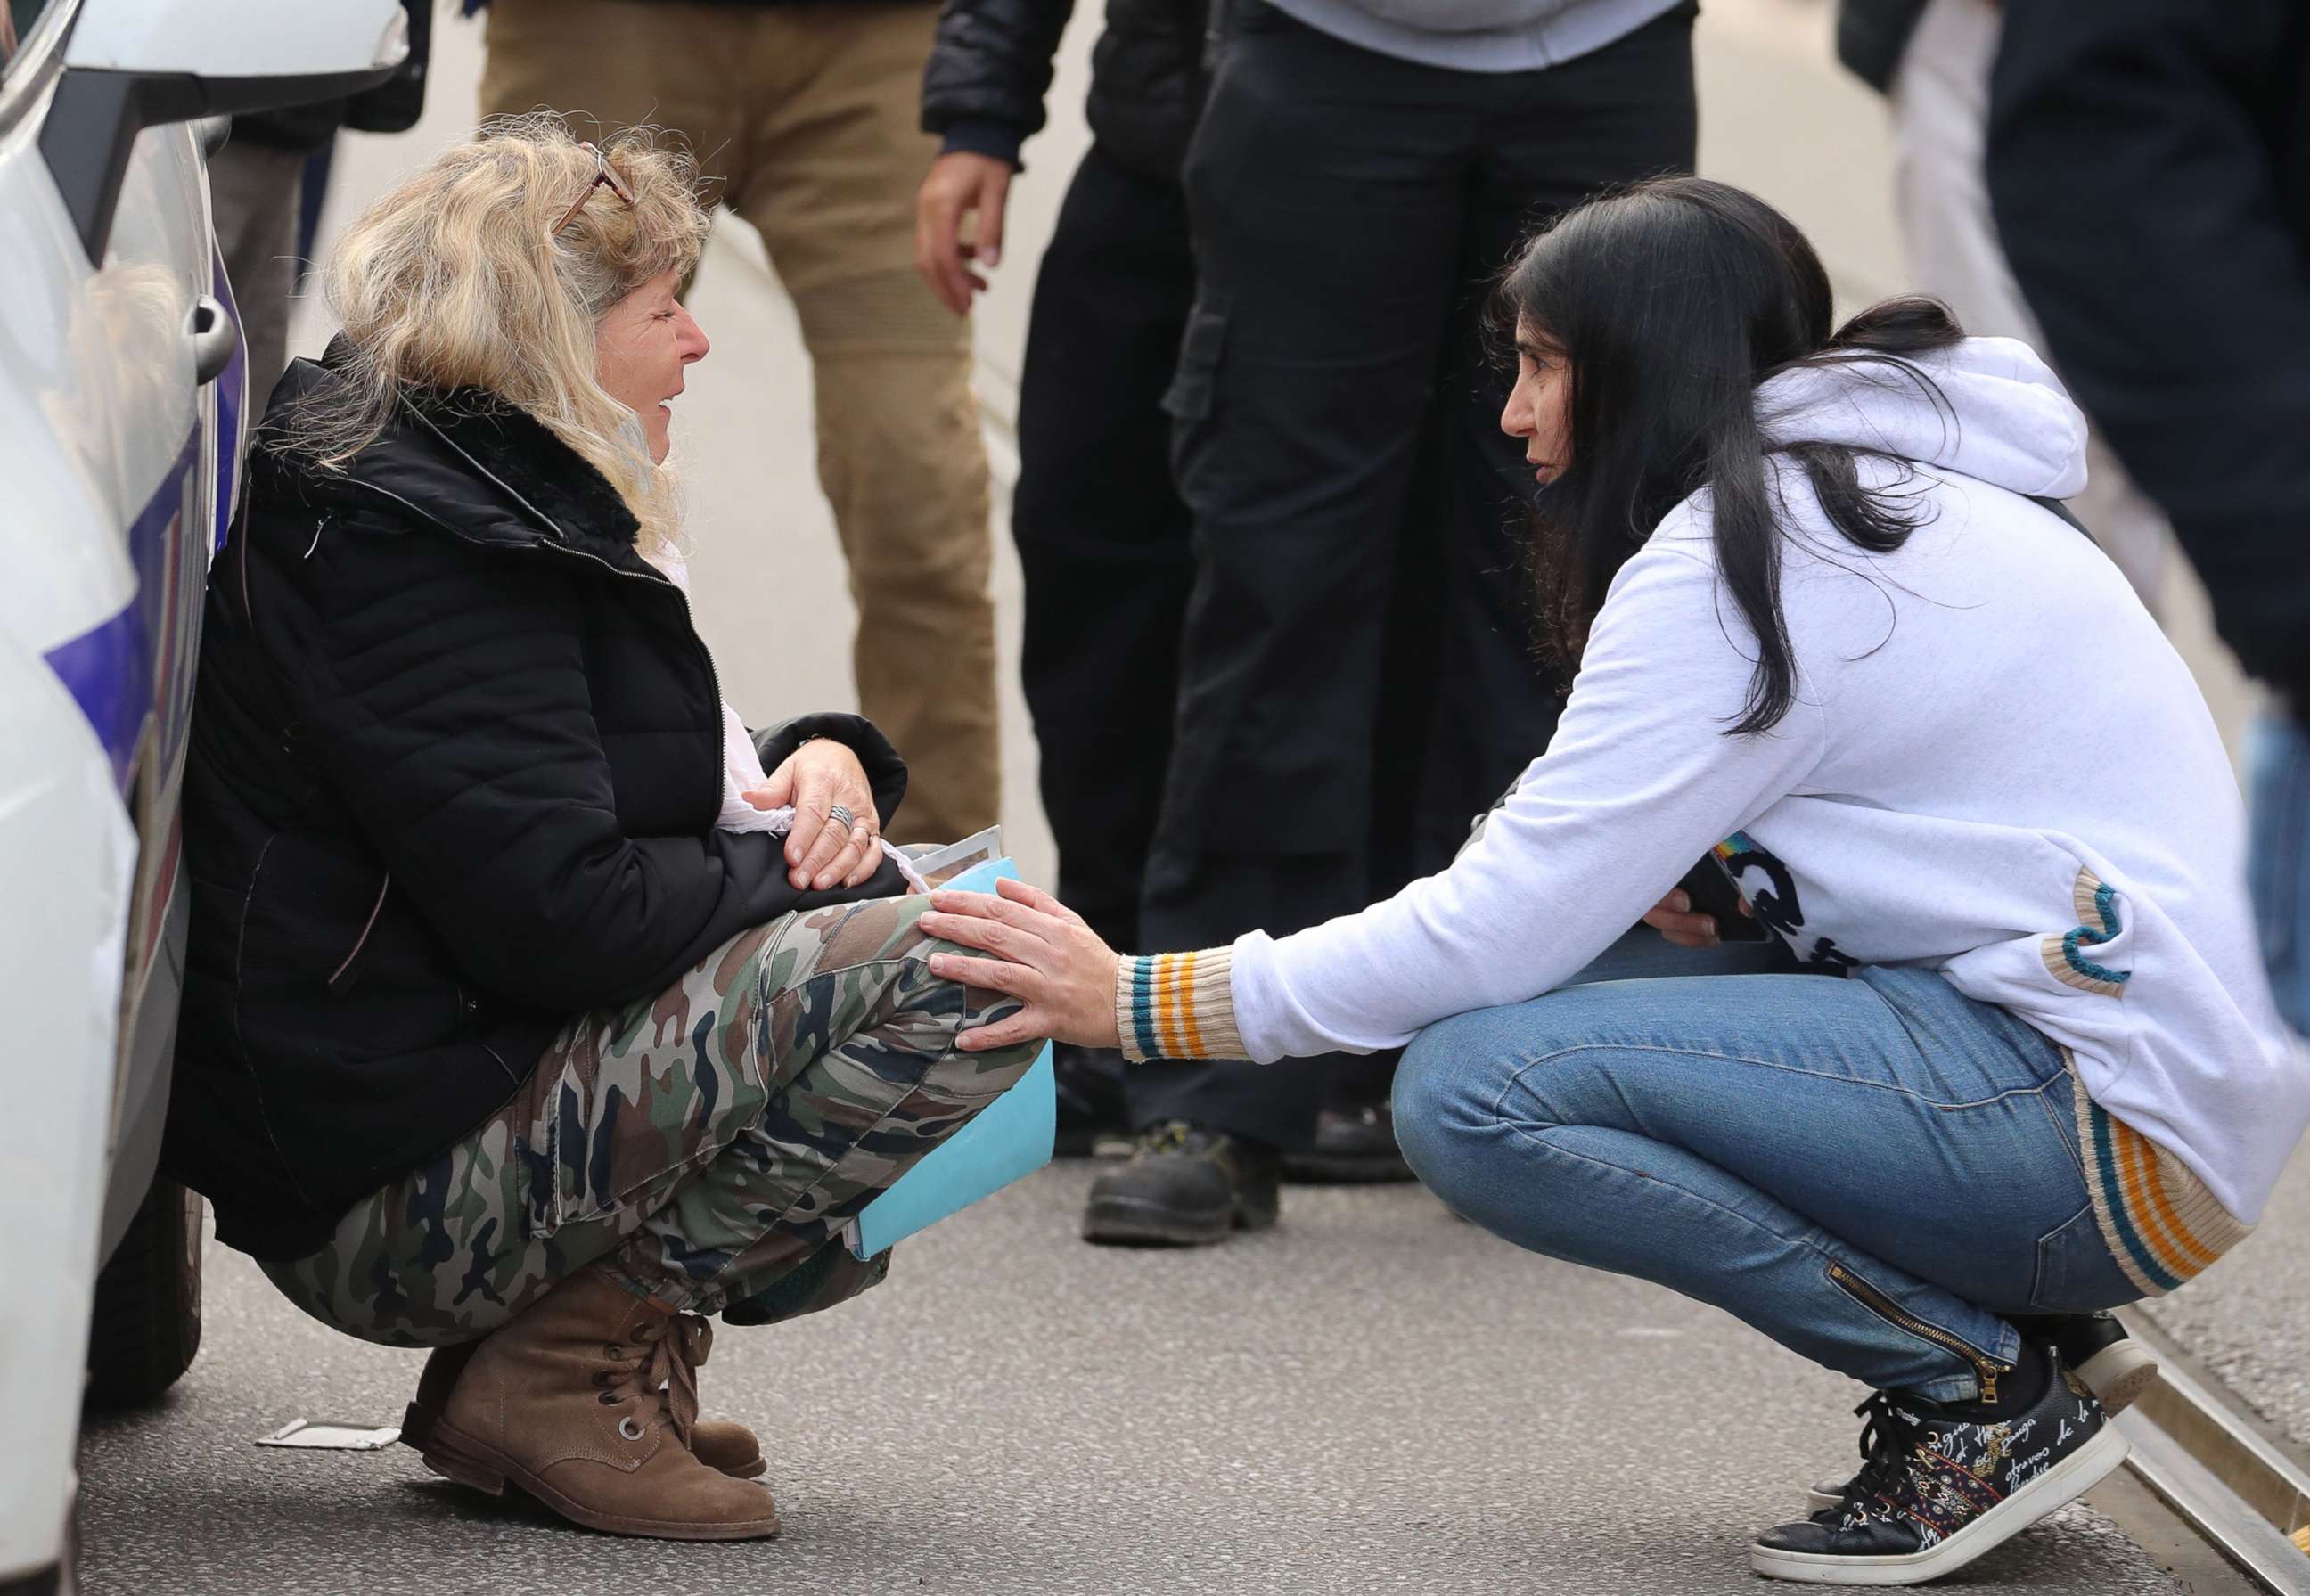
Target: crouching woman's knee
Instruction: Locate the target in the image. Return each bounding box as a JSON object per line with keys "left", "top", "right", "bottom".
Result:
{"left": 779, "top": 895, "right": 1044, "bottom": 1133}
{"left": 1392, "top": 1010, "right": 1528, "bottom": 1211}
{"left": 878, "top": 904, "right": 1046, "bottom": 1103}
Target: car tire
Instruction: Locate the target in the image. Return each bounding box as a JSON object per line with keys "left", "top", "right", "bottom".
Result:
{"left": 84, "top": 1180, "right": 203, "bottom": 1409}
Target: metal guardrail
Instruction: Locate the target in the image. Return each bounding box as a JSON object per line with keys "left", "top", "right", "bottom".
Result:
{"left": 2118, "top": 1319, "right": 2310, "bottom": 1594}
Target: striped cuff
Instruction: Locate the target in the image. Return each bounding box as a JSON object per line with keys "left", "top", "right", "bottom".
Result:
{"left": 2070, "top": 1071, "right": 2250, "bottom": 1296}
{"left": 1115, "top": 948, "right": 1246, "bottom": 1063}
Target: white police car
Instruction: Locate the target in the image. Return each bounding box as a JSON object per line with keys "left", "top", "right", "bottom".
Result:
{"left": 0, "top": 2, "right": 405, "bottom": 1589}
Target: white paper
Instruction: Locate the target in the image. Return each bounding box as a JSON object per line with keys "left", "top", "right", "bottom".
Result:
{"left": 255, "top": 1419, "right": 402, "bottom": 1451}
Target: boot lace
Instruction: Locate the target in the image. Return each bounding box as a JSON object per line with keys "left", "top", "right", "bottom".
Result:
{"left": 596, "top": 1311, "right": 713, "bottom": 1447}
{"left": 1141, "top": 1120, "right": 1212, "bottom": 1157}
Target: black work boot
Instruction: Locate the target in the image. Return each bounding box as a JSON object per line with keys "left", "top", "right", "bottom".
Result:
{"left": 1802, "top": 1311, "right": 2155, "bottom": 1512}
{"left": 1082, "top": 1121, "right": 1281, "bottom": 1246}
{"left": 1756, "top": 1346, "right": 2129, "bottom": 1585}
{"left": 1282, "top": 1102, "right": 1416, "bottom": 1183}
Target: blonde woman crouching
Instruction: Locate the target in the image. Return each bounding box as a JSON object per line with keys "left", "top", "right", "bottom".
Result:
{"left": 164, "top": 117, "right": 1041, "bottom": 1540}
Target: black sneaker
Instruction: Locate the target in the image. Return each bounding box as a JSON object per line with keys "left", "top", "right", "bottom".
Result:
{"left": 2017, "top": 1311, "right": 2159, "bottom": 1414}
{"left": 1281, "top": 1102, "right": 1417, "bottom": 1183}
{"left": 1755, "top": 1347, "right": 2130, "bottom": 1585}
{"left": 1082, "top": 1121, "right": 1281, "bottom": 1246}
{"left": 1802, "top": 1313, "right": 2154, "bottom": 1511}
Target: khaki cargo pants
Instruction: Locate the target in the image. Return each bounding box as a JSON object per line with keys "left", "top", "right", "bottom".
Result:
{"left": 480, "top": 0, "right": 998, "bottom": 840}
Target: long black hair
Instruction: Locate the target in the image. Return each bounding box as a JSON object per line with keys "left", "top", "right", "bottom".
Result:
{"left": 1499, "top": 176, "right": 1963, "bottom": 735}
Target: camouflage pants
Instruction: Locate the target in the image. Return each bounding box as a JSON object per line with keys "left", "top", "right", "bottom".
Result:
{"left": 262, "top": 894, "right": 1040, "bottom": 1347}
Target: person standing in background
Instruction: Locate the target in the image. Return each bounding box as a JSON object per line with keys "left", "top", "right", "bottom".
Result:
{"left": 1078, "top": 0, "right": 1700, "bottom": 1248}
{"left": 209, "top": 0, "right": 431, "bottom": 412}
{"left": 1836, "top": 0, "right": 2171, "bottom": 615}
{"left": 915, "top": 0, "right": 1208, "bottom": 1157}
{"left": 476, "top": 0, "right": 1002, "bottom": 845}
{"left": 211, "top": 109, "right": 332, "bottom": 412}
{"left": 1987, "top": 0, "right": 2310, "bottom": 1019}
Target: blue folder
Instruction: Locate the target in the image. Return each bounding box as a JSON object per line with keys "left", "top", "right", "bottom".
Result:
{"left": 843, "top": 856, "right": 1056, "bottom": 1259}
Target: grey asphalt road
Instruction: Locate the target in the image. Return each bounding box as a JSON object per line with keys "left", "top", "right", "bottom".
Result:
{"left": 78, "top": 1165, "right": 2191, "bottom": 1596}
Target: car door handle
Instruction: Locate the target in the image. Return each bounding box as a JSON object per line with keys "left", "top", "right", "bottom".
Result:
{"left": 189, "top": 295, "right": 239, "bottom": 387}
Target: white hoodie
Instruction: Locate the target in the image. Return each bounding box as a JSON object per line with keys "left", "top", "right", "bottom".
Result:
{"left": 1175, "top": 339, "right": 2303, "bottom": 1285}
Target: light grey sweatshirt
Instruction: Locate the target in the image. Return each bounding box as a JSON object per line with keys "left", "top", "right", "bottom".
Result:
{"left": 1262, "top": 0, "right": 1685, "bottom": 70}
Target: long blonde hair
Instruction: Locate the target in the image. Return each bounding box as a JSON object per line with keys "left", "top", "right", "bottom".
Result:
{"left": 285, "top": 115, "right": 711, "bottom": 552}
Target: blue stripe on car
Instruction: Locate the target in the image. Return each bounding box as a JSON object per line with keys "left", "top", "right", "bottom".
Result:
{"left": 43, "top": 603, "right": 145, "bottom": 793}
{"left": 43, "top": 432, "right": 199, "bottom": 794}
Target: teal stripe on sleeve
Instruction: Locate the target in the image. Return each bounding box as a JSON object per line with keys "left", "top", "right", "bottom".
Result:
{"left": 2088, "top": 1105, "right": 2184, "bottom": 1293}
{"left": 1130, "top": 957, "right": 1161, "bottom": 1060}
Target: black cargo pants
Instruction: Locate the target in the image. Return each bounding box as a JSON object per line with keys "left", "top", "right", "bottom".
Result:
{"left": 1132, "top": 0, "right": 1700, "bottom": 1148}
{"left": 1012, "top": 143, "right": 1202, "bottom": 1131}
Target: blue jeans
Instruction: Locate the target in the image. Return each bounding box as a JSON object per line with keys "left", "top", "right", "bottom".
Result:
{"left": 2249, "top": 712, "right": 2310, "bottom": 1035}
{"left": 1393, "top": 934, "right": 2139, "bottom": 1403}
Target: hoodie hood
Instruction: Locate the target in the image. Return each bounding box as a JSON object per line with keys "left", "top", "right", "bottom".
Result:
{"left": 1755, "top": 336, "right": 2090, "bottom": 500}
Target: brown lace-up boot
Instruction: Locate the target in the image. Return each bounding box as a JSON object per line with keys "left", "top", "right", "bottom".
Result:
{"left": 410, "top": 1264, "right": 782, "bottom": 1539}
{"left": 403, "top": 1322, "right": 767, "bottom": 1479}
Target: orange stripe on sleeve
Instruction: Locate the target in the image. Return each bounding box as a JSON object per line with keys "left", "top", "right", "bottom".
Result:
{"left": 1175, "top": 953, "right": 1208, "bottom": 1058}
{"left": 2116, "top": 1118, "right": 2220, "bottom": 1272}
{"left": 2110, "top": 1125, "right": 2170, "bottom": 1270}
{"left": 1158, "top": 954, "right": 1189, "bottom": 1057}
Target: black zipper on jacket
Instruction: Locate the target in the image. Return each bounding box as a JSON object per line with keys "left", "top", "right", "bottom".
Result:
{"left": 327, "top": 873, "right": 391, "bottom": 994}
{"left": 1827, "top": 1262, "right": 2010, "bottom": 1403}
{"left": 530, "top": 536, "right": 725, "bottom": 825}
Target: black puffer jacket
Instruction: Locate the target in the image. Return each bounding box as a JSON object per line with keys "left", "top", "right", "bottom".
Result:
{"left": 166, "top": 350, "right": 909, "bottom": 1261}
{"left": 922, "top": 0, "right": 1208, "bottom": 180}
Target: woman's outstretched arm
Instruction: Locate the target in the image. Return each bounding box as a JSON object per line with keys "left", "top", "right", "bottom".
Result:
{"left": 927, "top": 538, "right": 1828, "bottom": 1060}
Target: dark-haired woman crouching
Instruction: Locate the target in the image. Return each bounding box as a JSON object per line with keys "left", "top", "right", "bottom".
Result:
{"left": 919, "top": 176, "right": 2309, "bottom": 1585}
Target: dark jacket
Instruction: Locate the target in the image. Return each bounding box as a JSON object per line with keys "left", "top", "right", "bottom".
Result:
{"left": 922, "top": 0, "right": 1208, "bottom": 180}
{"left": 1988, "top": 0, "right": 2310, "bottom": 698}
{"left": 165, "top": 351, "right": 909, "bottom": 1260}
{"left": 1832, "top": 0, "right": 1929, "bottom": 94}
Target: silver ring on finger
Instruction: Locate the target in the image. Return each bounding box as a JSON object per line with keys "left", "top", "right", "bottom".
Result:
{"left": 827, "top": 804, "right": 855, "bottom": 831}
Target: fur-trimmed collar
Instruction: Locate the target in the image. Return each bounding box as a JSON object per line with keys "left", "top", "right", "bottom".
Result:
{"left": 398, "top": 387, "right": 644, "bottom": 560}
{"left": 261, "top": 341, "right": 655, "bottom": 576}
